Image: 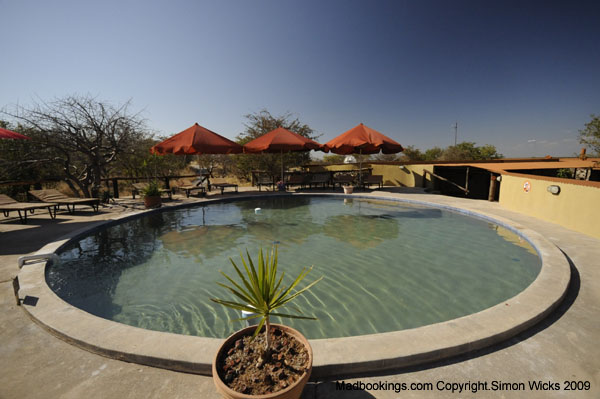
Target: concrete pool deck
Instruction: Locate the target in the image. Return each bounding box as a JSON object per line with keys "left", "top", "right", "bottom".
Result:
{"left": 1, "top": 188, "right": 599, "bottom": 398}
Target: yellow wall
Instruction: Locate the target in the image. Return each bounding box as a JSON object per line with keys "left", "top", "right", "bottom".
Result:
{"left": 306, "top": 164, "right": 359, "bottom": 173}
{"left": 499, "top": 173, "right": 600, "bottom": 239}
{"left": 370, "top": 163, "right": 435, "bottom": 188}
{"left": 306, "top": 163, "right": 600, "bottom": 238}
{"left": 306, "top": 163, "right": 435, "bottom": 188}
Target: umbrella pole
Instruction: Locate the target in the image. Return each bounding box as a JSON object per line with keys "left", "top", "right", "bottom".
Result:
{"left": 359, "top": 148, "right": 363, "bottom": 189}
{"left": 281, "top": 149, "right": 284, "bottom": 189}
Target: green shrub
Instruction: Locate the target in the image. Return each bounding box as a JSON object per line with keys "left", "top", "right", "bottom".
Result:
{"left": 556, "top": 168, "right": 573, "bottom": 178}
{"left": 142, "top": 180, "right": 162, "bottom": 197}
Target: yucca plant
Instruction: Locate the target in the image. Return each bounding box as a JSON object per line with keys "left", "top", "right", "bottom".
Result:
{"left": 142, "top": 180, "right": 162, "bottom": 197}
{"left": 211, "top": 246, "right": 322, "bottom": 352}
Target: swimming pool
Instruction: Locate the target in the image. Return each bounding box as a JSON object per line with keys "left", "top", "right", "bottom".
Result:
{"left": 47, "top": 195, "right": 541, "bottom": 339}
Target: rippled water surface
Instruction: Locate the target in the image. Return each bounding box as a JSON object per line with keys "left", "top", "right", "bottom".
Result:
{"left": 47, "top": 196, "right": 541, "bottom": 339}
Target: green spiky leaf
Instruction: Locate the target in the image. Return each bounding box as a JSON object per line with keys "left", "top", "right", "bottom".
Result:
{"left": 210, "top": 246, "right": 322, "bottom": 348}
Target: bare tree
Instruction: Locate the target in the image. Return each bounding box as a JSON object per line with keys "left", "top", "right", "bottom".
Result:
{"left": 4, "top": 95, "right": 150, "bottom": 197}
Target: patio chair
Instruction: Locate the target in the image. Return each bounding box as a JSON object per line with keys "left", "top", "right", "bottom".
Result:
{"left": 256, "top": 175, "right": 275, "bottom": 191}
{"left": 333, "top": 174, "right": 355, "bottom": 188}
{"left": 131, "top": 182, "right": 173, "bottom": 200}
{"left": 210, "top": 178, "right": 238, "bottom": 195}
{"left": 286, "top": 173, "right": 309, "bottom": 190}
{"left": 0, "top": 194, "right": 57, "bottom": 224}
{"left": 28, "top": 189, "right": 99, "bottom": 214}
{"left": 362, "top": 175, "right": 383, "bottom": 189}
{"left": 172, "top": 178, "right": 207, "bottom": 198}
{"left": 308, "top": 173, "right": 330, "bottom": 189}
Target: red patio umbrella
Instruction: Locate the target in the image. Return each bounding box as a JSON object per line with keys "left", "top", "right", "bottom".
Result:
{"left": 150, "top": 123, "right": 243, "bottom": 155}
{"left": 243, "top": 127, "right": 325, "bottom": 183}
{"left": 325, "top": 123, "right": 403, "bottom": 185}
{"left": 0, "top": 127, "right": 31, "bottom": 140}
{"left": 324, "top": 123, "right": 403, "bottom": 154}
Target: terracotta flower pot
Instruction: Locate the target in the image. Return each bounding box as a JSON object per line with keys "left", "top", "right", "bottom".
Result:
{"left": 212, "top": 324, "right": 312, "bottom": 399}
{"left": 343, "top": 186, "right": 354, "bottom": 194}
{"left": 144, "top": 196, "right": 162, "bottom": 209}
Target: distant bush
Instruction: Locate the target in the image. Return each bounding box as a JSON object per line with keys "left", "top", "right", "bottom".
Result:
{"left": 556, "top": 168, "right": 573, "bottom": 178}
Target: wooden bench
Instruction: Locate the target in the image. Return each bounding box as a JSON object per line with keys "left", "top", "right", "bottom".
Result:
{"left": 286, "top": 174, "right": 309, "bottom": 189}
{"left": 362, "top": 175, "right": 383, "bottom": 189}
{"left": 210, "top": 178, "right": 238, "bottom": 195}
{"left": 256, "top": 175, "right": 275, "bottom": 191}
{"left": 308, "top": 173, "right": 330, "bottom": 189}
{"left": 0, "top": 194, "right": 57, "bottom": 223}
{"left": 179, "top": 185, "right": 206, "bottom": 198}
{"left": 28, "top": 189, "right": 99, "bottom": 213}
{"left": 173, "top": 179, "right": 207, "bottom": 198}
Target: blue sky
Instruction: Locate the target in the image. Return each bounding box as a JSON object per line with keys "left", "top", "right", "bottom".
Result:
{"left": 2, "top": 0, "right": 599, "bottom": 157}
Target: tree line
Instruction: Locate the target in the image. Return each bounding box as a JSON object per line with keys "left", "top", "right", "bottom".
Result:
{"left": 2, "top": 94, "right": 598, "bottom": 198}
{"left": 0, "top": 96, "right": 319, "bottom": 198}
{"left": 321, "top": 142, "right": 503, "bottom": 164}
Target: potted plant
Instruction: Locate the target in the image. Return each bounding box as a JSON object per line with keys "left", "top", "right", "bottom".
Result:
{"left": 211, "top": 247, "right": 322, "bottom": 399}
{"left": 142, "top": 180, "right": 162, "bottom": 208}
{"left": 342, "top": 183, "right": 354, "bottom": 194}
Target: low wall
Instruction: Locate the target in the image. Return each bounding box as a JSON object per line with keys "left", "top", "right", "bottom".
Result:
{"left": 306, "top": 163, "right": 435, "bottom": 188}
{"left": 370, "top": 163, "right": 435, "bottom": 188}
{"left": 499, "top": 173, "right": 600, "bottom": 239}
{"left": 306, "top": 162, "right": 599, "bottom": 239}
{"left": 305, "top": 164, "right": 359, "bottom": 173}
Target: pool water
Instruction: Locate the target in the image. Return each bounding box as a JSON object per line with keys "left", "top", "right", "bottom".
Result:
{"left": 47, "top": 196, "right": 541, "bottom": 339}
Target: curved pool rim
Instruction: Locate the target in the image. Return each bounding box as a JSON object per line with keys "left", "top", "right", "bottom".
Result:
{"left": 16, "top": 192, "right": 571, "bottom": 378}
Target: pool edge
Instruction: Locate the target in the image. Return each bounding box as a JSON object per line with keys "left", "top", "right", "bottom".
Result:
{"left": 16, "top": 192, "right": 571, "bottom": 379}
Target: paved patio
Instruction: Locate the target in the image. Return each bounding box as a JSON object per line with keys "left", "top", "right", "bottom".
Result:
{"left": 1, "top": 188, "right": 598, "bottom": 398}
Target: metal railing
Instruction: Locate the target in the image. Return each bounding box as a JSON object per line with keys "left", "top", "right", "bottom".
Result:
{"left": 18, "top": 253, "right": 60, "bottom": 269}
